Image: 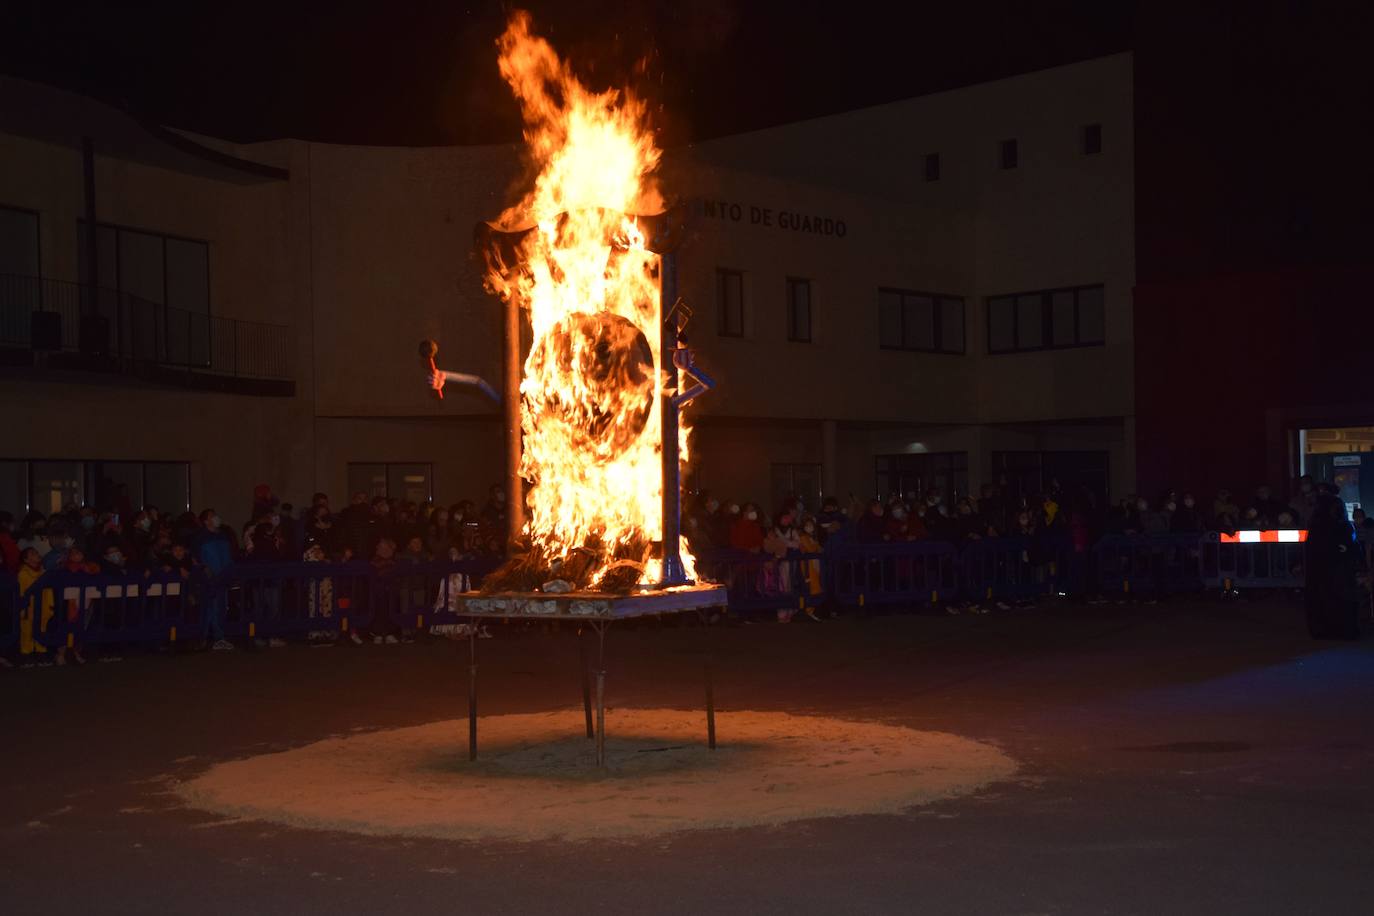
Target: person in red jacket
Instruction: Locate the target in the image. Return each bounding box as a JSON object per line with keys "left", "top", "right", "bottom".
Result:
{"left": 0, "top": 511, "right": 19, "bottom": 574}
{"left": 729, "top": 503, "right": 766, "bottom": 552}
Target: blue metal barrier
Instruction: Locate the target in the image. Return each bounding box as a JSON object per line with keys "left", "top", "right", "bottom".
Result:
{"left": 205, "top": 558, "right": 500, "bottom": 639}
{"left": 1096, "top": 533, "right": 1205, "bottom": 595}
{"left": 22, "top": 569, "right": 200, "bottom": 648}
{"left": 962, "top": 536, "right": 1071, "bottom": 602}
{"left": 827, "top": 541, "right": 960, "bottom": 608}
{"left": 1200, "top": 533, "right": 1305, "bottom": 591}
{"left": 371, "top": 558, "right": 504, "bottom": 632}
{"left": 694, "top": 550, "right": 827, "bottom": 614}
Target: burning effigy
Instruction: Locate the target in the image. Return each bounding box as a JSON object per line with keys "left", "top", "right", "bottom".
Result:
{"left": 439, "top": 12, "right": 713, "bottom": 597}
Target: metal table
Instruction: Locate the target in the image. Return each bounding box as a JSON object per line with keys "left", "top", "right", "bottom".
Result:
{"left": 449, "top": 583, "right": 728, "bottom": 767}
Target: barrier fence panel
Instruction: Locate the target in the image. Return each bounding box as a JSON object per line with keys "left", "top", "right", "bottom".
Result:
{"left": 3, "top": 533, "right": 1342, "bottom": 659}
{"left": 24, "top": 569, "right": 200, "bottom": 648}
{"left": 695, "top": 550, "right": 828, "bottom": 614}
{"left": 1200, "top": 534, "right": 1306, "bottom": 591}
{"left": 962, "top": 536, "right": 1071, "bottom": 602}
{"left": 1096, "top": 533, "right": 1205, "bottom": 596}
{"left": 827, "top": 542, "right": 960, "bottom": 608}
{"left": 207, "top": 558, "right": 503, "bottom": 640}
{"left": 379, "top": 558, "right": 503, "bottom": 632}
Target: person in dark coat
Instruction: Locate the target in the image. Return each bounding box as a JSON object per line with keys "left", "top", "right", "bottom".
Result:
{"left": 1303, "top": 494, "right": 1361, "bottom": 640}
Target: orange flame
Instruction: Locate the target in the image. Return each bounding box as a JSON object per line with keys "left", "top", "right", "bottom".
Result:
{"left": 488, "top": 12, "right": 692, "bottom": 586}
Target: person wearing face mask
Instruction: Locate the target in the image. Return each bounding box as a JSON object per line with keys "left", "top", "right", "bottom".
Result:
{"left": 1138, "top": 496, "right": 1167, "bottom": 535}
{"left": 194, "top": 508, "right": 235, "bottom": 651}
{"left": 729, "top": 503, "right": 765, "bottom": 553}
{"left": 101, "top": 542, "right": 134, "bottom": 577}
{"left": 42, "top": 527, "right": 76, "bottom": 572}
{"left": 763, "top": 512, "right": 802, "bottom": 611}
{"left": 128, "top": 511, "right": 154, "bottom": 564}
{"left": 1170, "top": 493, "right": 1204, "bottom": 533}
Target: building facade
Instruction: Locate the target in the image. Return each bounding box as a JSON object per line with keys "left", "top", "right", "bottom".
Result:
{"left": 0, "top": 52, "right": 1133, "bottom": 523}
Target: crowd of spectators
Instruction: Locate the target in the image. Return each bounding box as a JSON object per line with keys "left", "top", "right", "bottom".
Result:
{"left": 0, "top": 483, "right": 513, "bottom": 661}
{"left": 3, "top": 474, "right": 1369, "bottom": 655}
{"left": 684, "top": 474, "right": 1370, "bottom": 559}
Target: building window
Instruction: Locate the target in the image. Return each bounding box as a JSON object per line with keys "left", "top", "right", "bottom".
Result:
{"left": 0, "top": 458, "right": 191, "bottom": 515}
{"left": 991, "top": 450, "right": 1109, "bottom": 511}
{"left": 924, "top": 152, "right": 940, "bottom": 182}
{"left": 1082, "top": 123, "right": 1102, "bottom": 155}
{"left": 347, "top": 462, "right": 433, "bottom": 505}
{"left": 77, "top": 221, "right": 212, "bottom": 366}
{"left": 999, "top": 138, "right": 1018, "bottom": 170}
{"left": 986, "top": 284, "right": 1105, "bottom": 354}
{"left": 716, "top": 268, "right": 744, "bottom": 337}
{"left": 786, "top": 277, "right": 812, "bottom": 342}
{"left": 878, "top": 288, "right": 965, "bottom": 354}
{"left": 771, "top": 462, "right": 823, "bottom": 514}
{"left": 875, "top": 452, "right": 969, "bottom": 506}
{"left": 0, "top": 205, "right": 42, "bottom": 317}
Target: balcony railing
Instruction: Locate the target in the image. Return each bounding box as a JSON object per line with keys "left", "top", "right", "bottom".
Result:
{"left": 0, "top": 273, "right": 292, "bottom": 383}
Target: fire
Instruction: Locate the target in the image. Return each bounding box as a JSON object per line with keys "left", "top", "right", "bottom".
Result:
{"left": 485, "top": 12, "right": 693, "bottom": 588}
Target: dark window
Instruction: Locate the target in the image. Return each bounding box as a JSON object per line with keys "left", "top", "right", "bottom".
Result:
{"left": 786, "top": 277, "right": 812, "bottom": 342}
{"left": 999, "top": 138, "right": 1018, "bottom": 170}
{"left": 347, "top": 463, "right": 433, "bottom": 504}
{"left": 717, "top": 268, "right": 744, "bottom": 337}
{"left": 991, "top": 450, "right": 1109, "bottom": 512}
{"left": 878, "top": 288, "right": 965, "bottom": 354}
{"left": 875, "top": 452, "right": 969, "bottom": 506}
{"left": 0, "top": 205, "right": 40, "bottom": 278}
{"left": 986, "top": 284, "right": 1106, "bottom": 353}
{"left": 0, "top": 458, "right": 191, "bottom": 515}
{"left": 1083, "top": 123, "right": 1102, "bottom": 155}
{"left": 0, "top": 205, "right": 41, "bottom": 317}
{"left": 77, "top": 221, "right": 212, "bottom": 366}
{"left": 771, "top": 462, "right": 822, "bottom": 513}
{"left": 924, "top": 152, "right": 940, "bottom": 182}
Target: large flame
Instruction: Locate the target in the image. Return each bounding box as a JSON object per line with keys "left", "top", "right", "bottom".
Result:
{"left": 486, "top": 12, "right": 692, "bottom": 587}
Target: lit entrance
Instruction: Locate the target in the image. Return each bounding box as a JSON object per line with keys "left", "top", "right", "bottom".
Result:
{"left": 1299, "top": 426, "right": 1374, "bottom": 515}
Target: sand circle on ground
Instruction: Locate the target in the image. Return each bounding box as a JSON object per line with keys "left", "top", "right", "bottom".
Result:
{"left": 176, "top": 709, "right": 1016, "bottom": 841}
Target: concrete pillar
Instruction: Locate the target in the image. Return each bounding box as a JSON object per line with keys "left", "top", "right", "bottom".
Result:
{"left": 821, "top": 419, "right": 838, "bottom": 499}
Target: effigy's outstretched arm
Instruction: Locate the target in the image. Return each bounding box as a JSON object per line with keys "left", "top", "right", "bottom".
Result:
{"left": 428, "top": 368, "right": 500, "bottom": 404}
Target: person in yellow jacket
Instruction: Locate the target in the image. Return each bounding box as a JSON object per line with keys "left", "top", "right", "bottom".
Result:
{"left": 17, "top": 547, "right": 54, "bottom": 658}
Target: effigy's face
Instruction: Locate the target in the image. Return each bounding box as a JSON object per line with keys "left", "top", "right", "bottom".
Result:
{"left": 523, "top": 311, "right": 654, "bottom": 465}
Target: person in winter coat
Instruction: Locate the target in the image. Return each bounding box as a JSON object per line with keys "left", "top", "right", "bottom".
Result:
{"left": 728, "top": 503, "right": 766, "bottom": 553}
{"left": 1303, "top": 494, "right": 1361, "bottom": 640}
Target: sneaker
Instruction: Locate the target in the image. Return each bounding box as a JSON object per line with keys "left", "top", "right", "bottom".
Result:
{"left": 384, "top": 635, "right": 399, "bottom": 645}
{"left": 478, "top": 626, "right": 494, "bottom": 639}
{"left": 804, "top": 608, "right": 821, "bottom": 621}
{"left": 212, "top": 639, "right": 235, "bottom": 651}
{"left": 268, "top": 638, "right": 287, "bottom": 648}
{"left": 348, "top": 631, "right": 363, "bottom": 645}
{"left": 995, "top": 601, "right": 1012, "bottom": 611}
{"left": 373, "top": 635, "right": 384, "bottom": 645}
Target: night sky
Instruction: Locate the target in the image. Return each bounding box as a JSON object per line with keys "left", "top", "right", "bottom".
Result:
{"left": 0, "top": 0, "right": 1133, "bottom": 146}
